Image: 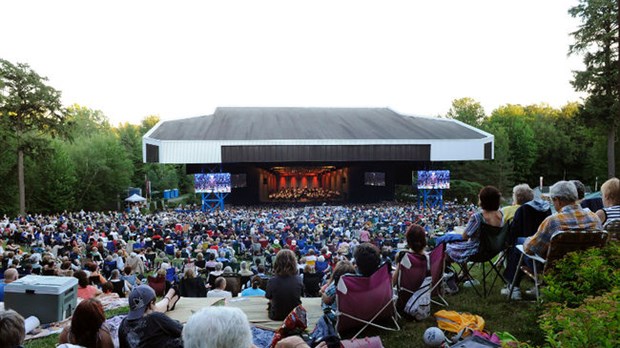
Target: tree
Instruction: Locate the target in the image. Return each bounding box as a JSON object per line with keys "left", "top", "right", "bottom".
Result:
{"left": 0, "top": 59, "right": 68, "bottom": 215}
{"left": 68, "top": 133, "right": 133, "bottom": 211}
{"left": 568, "top": 0, "right": 620, "bottom": 178}
{"left": 445, "top": 97, "right": 486, "bottom": 126}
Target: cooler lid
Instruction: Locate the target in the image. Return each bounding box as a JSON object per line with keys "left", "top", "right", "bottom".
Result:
{"left": 5, "top": 275, "right": 78, "bottom": 295}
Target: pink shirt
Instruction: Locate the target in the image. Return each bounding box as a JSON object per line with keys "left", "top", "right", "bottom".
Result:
{"left": 78, "top": 285, "right": 98, "bottom": 300}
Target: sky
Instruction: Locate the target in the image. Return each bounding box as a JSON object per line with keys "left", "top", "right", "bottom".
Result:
{"left": 2, "top": 0, "right": 584, "bottom": 126}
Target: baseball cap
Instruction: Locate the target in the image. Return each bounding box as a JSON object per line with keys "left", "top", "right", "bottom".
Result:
{"left": 127, "top": 285, "right": 156, "bottom": 320}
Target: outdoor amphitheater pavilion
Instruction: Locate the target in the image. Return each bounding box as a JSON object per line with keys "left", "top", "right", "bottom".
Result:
{"left": 142, "top": 107, "right": 494, "bottom": 204}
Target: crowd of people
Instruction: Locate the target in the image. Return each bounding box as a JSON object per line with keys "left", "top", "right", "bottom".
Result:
{"left": 268, "top": 187, "right": 342, "bottom": 202}
{"left": 1, "top": 177, "right": 617, "bottom": 346}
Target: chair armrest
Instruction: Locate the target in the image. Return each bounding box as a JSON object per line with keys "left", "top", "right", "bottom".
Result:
{"left": 516, "top": 245, "right": 546, "bottom": 264}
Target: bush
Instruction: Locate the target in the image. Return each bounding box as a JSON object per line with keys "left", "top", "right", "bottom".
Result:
{"left": 540, "top": 289, "right": 620, "bottom": 347}
{"left": 542, "top": 243, "right": 620, "bottom": 307}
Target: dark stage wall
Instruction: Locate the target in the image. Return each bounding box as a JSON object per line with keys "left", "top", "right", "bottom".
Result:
{"left": 187, "top": 161, "right": 433, "bottom": 204}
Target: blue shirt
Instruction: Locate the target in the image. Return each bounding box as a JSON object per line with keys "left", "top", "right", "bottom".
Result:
{"left": 0, "top": 280, "right": 7, "bottom": 301}
{"left": 241, "top": 287, "right": 266, "bottom": 297}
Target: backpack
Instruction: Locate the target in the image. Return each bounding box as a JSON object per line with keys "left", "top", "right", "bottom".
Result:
{"left": 403, "top": 253, "right": 432, "bottom": 320}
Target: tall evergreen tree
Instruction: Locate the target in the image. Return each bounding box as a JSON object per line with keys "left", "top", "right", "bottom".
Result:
{"left": 569, "top": 0, "right": 620, "bottom": 178}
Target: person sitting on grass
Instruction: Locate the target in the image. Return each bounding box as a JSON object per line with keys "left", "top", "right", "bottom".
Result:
{"left": 207, "top": 277, "right": 232, "bottom": 298}
{"left": 266, "top": 249, "right": 303, "bottom": 320}
{"left": 182, "top": 306, "right": 253, "bottom": 348}
{"left": 352, "top": 242, "right": 382, "bottom": 277}
{"left": 0, "top": 309, "right": 25, "bottom": 348}
{"left": 75, "top": 270, "right": 103, "bottom": 300}
{"left": 59, "top": 298, "right": 114, "bottom": 348}
{"left": 240, "top": 275, "right": 266, "bottom": 297}
{"left": 119, "top": 285, "right": 181, "bottom": 348}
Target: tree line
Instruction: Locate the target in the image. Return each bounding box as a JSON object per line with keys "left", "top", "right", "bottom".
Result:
{"left": 1, "top": 0, "right": 618, "bottom": 214}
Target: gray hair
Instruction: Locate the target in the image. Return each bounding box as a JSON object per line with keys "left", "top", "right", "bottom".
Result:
{"left": 182, "top": 307, "right": 252, "bottom": 348}
{"left": 549, "top": 180, "right": 578, "bottom": 202}
{"left": 512, "top": 184, "right": 534, "bottom": 205}
{"left": 0, "top": 309, "right": 25, "bottom": 347}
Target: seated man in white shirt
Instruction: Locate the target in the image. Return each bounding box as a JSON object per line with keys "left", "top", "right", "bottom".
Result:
{"left": 207, "top": 277, "right": 232, "bottom": 298}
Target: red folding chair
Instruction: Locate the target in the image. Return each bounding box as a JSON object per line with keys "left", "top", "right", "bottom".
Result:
{"left": 395, "top": 252, "right": 428, "bottom": 314}
{"left": 429, "top": 243, "right": 449, "bottom": 307}
{"left": 335, "top": 263, "right": 400, "bottom": 338}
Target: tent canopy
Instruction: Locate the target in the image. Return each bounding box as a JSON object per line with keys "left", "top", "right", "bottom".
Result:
{"left": 125, "top": 193, "right": 147, "bottom": 202}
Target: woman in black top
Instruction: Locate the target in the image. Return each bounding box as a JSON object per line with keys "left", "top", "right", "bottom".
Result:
{"left": 265, "top": 249, "right": 303, "bottom": 320}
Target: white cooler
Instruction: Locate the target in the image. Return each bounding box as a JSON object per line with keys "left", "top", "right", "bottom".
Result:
{"left": 4, "top": 275, "right": 78, "bottom": 324}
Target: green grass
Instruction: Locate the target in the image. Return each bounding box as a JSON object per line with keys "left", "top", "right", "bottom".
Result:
{"left": 379, "top": 276, "right": 545, "bottom": 347}
{"left": 25, "top": 275, "right": 546, "bottom": 348}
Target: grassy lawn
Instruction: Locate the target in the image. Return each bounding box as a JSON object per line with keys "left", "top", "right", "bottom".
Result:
{"left": 25, "top": 275, "right": 545, "bottom": 348}
{"left": 380, "top": 281, "right": 544, "bottom": 347}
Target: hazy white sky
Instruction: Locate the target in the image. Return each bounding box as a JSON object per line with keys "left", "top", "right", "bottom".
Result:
{"left": 3, "top": 0, "right": 584, "bottom": 126}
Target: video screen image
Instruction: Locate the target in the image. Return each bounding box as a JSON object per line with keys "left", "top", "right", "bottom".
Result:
{"left": 194, "top": 173, "right": 231, "bottom": 193}
{"left": 417, "top": 170, "right": 450, "bottom": 189}
{"left": 364, "top": 172, "right": 386, "bottom": 186}
{"left": 231, "top": 174, "right": 247, "bottom": 188}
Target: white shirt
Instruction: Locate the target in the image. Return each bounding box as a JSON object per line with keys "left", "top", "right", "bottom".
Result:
{"left": 207, "top": 289, "right": 232, "bottom": 298}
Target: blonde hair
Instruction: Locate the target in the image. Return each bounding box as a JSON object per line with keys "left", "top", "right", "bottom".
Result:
{"left": 602, "top": 177, "right": 620, "bottom": 206}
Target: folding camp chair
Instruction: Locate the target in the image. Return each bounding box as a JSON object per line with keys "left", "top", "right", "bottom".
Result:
{"left": 165, "top": 267, "right": 178, "bottom": 284}
{"left": 429, "top": 243, "right": 449, "bottom": 306}
{"left": 335, "top": 263, "right": 400, "bottom": 339}
{"left": 603, "top": 219, "right": 620, "bottom": 242}
{"left": 147, "top": 275, "right": 167, "bottom": 297}
{"left": 458, "top": 222, "right": 510, "bottom": 297}
{"left": 509, "top": 229, "right": 608, "bottom": 302}
{"left": 222, "top": 273, "right": 242, "bottom": 297}
{"left": 395, "top": 252, "right": 428, "bottom": 314}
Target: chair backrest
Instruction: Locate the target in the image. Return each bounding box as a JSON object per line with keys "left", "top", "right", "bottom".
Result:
{"left": 336, "top": 263, "right": 395, "bottom": 333}
{"left": 469, "top": 222, "right": 509, "bottom": 262}
{"left": 544, "top": 229, "right": 608, "bottom": 271}
{"left": 315, "top": 261, "right": 329, "bottom": 274}
{"left": 395, "top": 252, "right": 428, "bottom": 312}
{"left": 222, "top": 273, "right": 241, "bottom": 297}
{"left": 166, "top": 267, "right": 178, "bottom": 283}
{"left": 603, "top": 219, "right": 620, "bottom": 242}
{"left": 147, "top": 275, "right": 166, "bottom": 296}
{"left": 180, "top": 277, "right": 207, "bottom": 297}
{"left": 429, "top": 244, "right": 446, "bottom": 297}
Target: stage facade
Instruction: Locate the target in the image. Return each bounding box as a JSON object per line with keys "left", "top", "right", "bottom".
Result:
{"left": 143, "top": 107, "right": 494, "bottom": 204}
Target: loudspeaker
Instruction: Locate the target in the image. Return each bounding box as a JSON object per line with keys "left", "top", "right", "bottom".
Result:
{"left": 263, "top": 178, "right": 268, "bottom": 185}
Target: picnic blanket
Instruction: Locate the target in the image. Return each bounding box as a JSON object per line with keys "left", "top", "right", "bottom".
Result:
{"left": 165, "top": 296, "right": 324, "bottom": 331}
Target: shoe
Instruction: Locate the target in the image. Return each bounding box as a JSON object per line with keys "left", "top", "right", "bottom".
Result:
{"left": 509, "top": 288, "right": 522, "bottom": 300}
{"left": 500, "top": 285, "right": 519, "bottom": 296}
{"left": 525, "top": 287, "right": 538, "bottom": 296}
{"left": 462, "top": 279, "right": 480, "bottom": 287}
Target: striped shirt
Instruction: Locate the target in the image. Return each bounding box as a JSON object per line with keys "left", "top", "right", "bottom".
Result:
{"left": 524, "top": 204, "right": 601, "bottom": 256}
{"left": 602, "top": 205, "right": 620, "bottom": 223}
